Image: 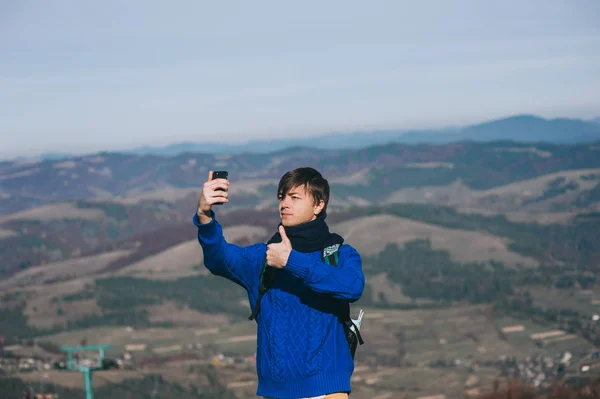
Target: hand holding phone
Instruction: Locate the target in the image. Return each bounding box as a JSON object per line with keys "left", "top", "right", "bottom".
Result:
{"left": 198, "top": 170, "right": 229, "bottom": 219}
{"left": 211, "top": 171, "right": 228, "bottom": 205}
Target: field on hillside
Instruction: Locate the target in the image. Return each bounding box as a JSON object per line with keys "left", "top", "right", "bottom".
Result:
{"left": 333, "top": 214, "right": 538, "bottom": 266}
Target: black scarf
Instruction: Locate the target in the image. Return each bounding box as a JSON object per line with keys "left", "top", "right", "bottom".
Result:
{"left": 266, "top": 214, "right": 344, "bottom": 252}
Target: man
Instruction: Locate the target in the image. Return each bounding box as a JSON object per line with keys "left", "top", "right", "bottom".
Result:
{"left": 193, "top": 167, "right": 365, "bottom": 399}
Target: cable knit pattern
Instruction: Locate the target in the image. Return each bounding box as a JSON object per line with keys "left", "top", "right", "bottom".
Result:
{"left": 193, "top": 212, "right": 365, "bottom": 399}
{"left": 271, "top": 288, "right": 287, "bottom": 381}
{"left": 306, "top": 304, "right": 321, "bottom": 376}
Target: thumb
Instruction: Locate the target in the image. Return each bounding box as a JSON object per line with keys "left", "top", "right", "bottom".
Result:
{"left": 279, "top": 225, "right": 291, "bottom": 245}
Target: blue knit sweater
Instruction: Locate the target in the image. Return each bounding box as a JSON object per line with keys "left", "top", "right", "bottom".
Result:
{"left": 193, "top": 212, "right": 365, "bottom": 399}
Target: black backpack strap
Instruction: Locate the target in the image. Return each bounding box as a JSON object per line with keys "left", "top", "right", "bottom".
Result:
{"left": 322, "top": 244, "right": 364, "bottom": 357}
{"left": 248, "top": 258, "right": 277, "bottom": 321}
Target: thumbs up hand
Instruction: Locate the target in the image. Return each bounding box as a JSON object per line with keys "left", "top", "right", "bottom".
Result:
{"left": 266, "top": 225, "right": 292, "bottom": 269}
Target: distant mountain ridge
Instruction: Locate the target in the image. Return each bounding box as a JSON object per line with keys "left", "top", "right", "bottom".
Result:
{"left": 6, "top": 114, "right": 600, "bottom": 161}
{"left": 452, "top": 115, "right": 600, "bottom": 143}
{"left": 123, "top": 114, "right": 600, "bottom": 157}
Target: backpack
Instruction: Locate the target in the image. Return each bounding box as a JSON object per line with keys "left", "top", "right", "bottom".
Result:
{"left": 248, "top": 244, "right": 365, "bottom": 359}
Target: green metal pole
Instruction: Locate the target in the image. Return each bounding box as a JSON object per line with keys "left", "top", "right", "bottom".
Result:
{"left": 68, "top": 350, "right": 74, "bottom": 370}
{"left": 82, "top": 367, "right": 94, "bottom": 399}
{"left": 99, "top": 347, "right": 105, "bottom": 366}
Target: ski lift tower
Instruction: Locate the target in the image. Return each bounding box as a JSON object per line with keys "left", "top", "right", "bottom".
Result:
{"left": 59, "top": 344, "right": 112, "bottom": 399}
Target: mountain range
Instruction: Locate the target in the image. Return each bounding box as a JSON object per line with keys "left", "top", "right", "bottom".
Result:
{"left": 3, "top": 125, "right": 600, "bottom": 397}
{"left": 2, "top": 137, "right": 600, "bottom": 276}
{"left": 117, "top": 114, "right": 600, "bottom": 156}
{"left": 13, "top": 114, "right": 600, "bottom": 161}
{"left": 3, "top": 139, "right": 600, "bottom": 216}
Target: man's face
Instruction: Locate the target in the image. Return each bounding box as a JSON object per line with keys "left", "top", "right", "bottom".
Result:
{"left": 279, "top": 185, "right": 325, "bottom": 227}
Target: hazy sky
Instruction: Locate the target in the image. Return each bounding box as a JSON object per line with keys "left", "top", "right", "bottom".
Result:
{"left": 1, "top": 1, "right": 599, "bottom": 158}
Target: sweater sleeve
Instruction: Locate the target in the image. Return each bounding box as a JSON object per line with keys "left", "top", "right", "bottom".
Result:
{"left": 284, "top": 244, "right": 365, "bottom": 302}
{"left": 193, "top": 211, "right": 264, "bottom": 293}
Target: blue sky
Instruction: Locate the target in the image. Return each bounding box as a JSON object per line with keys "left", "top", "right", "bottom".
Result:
{"left": 1, "top": 0, "right": 599, "bottom": 158}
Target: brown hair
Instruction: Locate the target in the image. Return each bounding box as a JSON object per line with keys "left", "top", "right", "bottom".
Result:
{"left": 277, "top": 167, "right": 330, "bottom": 216}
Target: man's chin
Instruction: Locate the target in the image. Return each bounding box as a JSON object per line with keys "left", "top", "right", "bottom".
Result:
{"left": 280, "top": 218, "right": 297, "bottom": 227}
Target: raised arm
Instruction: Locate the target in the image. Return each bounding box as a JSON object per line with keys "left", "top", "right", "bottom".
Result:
{"left": 194, "top": 170, "right": 263, "bottom": 293}
{"left": 193, "top": 211, "right": 264, "bottom": 292}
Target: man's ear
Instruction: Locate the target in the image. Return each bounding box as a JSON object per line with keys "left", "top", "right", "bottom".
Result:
{"left": 313, "top": 199, "right": 325, "bottom": 216}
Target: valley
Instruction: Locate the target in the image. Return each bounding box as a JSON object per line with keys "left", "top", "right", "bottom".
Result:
{"left": 2, "top": 138, "right": 600, "bottom": 398}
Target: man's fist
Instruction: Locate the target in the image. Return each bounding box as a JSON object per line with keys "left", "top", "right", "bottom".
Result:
{"left": 197, "top": 171, "right": 229, "bottom": 222}
{"left": 266, "top": 226, "right": 292, "bottom": 269}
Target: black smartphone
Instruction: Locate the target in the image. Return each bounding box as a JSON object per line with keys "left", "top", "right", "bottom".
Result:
{"left": 211, "top": 170, "right": 228, "bottom": 205}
